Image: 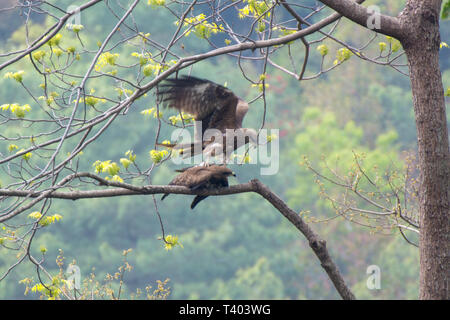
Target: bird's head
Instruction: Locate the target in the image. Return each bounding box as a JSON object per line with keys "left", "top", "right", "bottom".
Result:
{"left": 211, "top": 165, "right": 236, "bottom": 177}
{"left": 224, "top": 167, "right": 236, "bottom": 177}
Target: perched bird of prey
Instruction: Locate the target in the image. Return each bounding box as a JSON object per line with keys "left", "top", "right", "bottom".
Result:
{"left": 157, "top": 76, "right": 258, "bottom": 163}
{"left": 161, "top": 165, "right": 236, "bottom": 209}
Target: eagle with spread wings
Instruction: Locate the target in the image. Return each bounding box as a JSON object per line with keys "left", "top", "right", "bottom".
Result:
{"left": 157, "top": 76, "right": 257, "bottom": 163}
{"left": 161, "top": 165, "right": 235, "bottom": 209}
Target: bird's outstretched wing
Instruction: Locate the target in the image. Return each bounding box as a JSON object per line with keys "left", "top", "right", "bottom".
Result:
{"left": 157, "top": 76, "right": 241, "bottom": 135}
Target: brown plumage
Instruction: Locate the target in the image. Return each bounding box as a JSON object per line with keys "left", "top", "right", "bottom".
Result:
{"left": 161, "top": 165, "right": 236, "bottom": 209}
{"left": 157, "top": 76, "right": 257, "bottom": 161}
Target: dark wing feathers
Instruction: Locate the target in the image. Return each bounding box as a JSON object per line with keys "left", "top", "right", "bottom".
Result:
{"left": 207, "top": 95, "right": 239, "bottom": 132}
{"left": 161, "top": 166, "right": 207, "bottom": 201}
{"left": 158, "top": 76, "right": 240, "bottom": 134}
{"left": 161, "top": 165, "right": 233, "bottom": 209}
{"left": 166, "top": 166, "right": 216, "bottom": 191}
{"left": 190, "top": 195, "right": 208, "bottom": 209}
{"left": 158, "top": 76, "right": 212, "bottom": 119}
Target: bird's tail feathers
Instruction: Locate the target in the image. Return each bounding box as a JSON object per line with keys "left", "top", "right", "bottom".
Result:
{"left": 190, "top": 195, "right": 208, "bottom": 209}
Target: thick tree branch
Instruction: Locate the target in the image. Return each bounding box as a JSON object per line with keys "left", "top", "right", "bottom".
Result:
{"left": 0, "top": 182, "right": 255, "bottom": 200}
{"left": 319, "top": 0, "right": 404, "bottom": 39}
{"left": 250, "top": 180, "right": 356, "bottom": 300}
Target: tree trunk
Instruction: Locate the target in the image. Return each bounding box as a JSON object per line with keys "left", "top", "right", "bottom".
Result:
{"left": 400, "top": 0, "right": 449, "bottom": 299}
